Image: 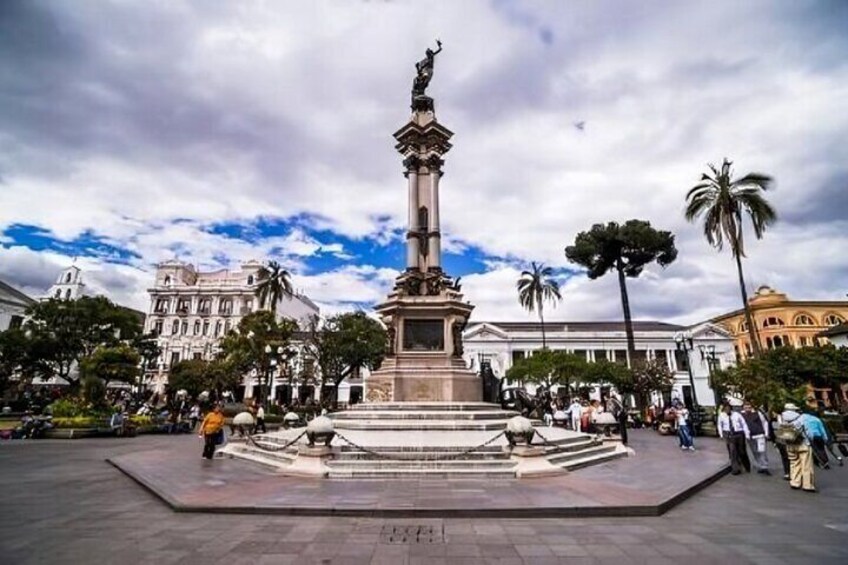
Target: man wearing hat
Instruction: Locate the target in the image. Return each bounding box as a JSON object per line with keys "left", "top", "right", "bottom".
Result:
{"left": 780, "top": 403, "right": 815, "bottom": 492}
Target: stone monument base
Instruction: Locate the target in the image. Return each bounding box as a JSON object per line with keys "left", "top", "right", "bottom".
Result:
{"left": 366, "top": 354, "right": 482, "bottom": 402}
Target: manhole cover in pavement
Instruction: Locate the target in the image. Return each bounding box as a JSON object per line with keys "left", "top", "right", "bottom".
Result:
{"left": 380, "top": 524, "right": 445, "bottom": 544}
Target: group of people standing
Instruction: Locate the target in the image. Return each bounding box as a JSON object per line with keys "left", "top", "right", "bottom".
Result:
{"left": 718, "top": 402, "right": 844, "bottom": 493}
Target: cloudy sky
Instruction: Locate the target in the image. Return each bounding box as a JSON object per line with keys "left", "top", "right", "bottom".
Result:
{"left": 1, "top": 0, "right": 846, "bottom": 323}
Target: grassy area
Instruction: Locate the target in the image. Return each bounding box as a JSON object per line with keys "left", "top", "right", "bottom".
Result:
{"left": 0, "top": 420, "right": 19, "bottom": 431}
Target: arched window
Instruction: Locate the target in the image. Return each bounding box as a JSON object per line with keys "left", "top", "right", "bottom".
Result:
{"left": 793, "top": 314, "right": 816, "bottom": 326}
{"left": 181, "top": 321, "right": 188, "bottom": 335}
{"left": 171, "top": 320, "right": 179, "bottom": 335}
{"left": 55, "top": 289, "right": 61, "bottom": 298}
{"left": 247, "top": 275, "right": 254, "bottom": 285}
{"left": 65, "top": 289, "right": 72, "bottom": 299}
{"left": 163, "top": 275, "right": 171, "bottom": 286}
{"left": 823, "top": 313, "right": 845, "bottom": 326}
{"left": 65, "top": 272, "right": 72, "bottom": 283}
{"left": 739, "top": 320, "right": 748, "bottom": 333}
{"left": 219, "top": 299, "right": 232, "bottom": 315}
{"left": 762, "top": 316, "right": 785, "bottom": 328}
{"left": 193, "top": 320, "right": 201, "bottom": 335}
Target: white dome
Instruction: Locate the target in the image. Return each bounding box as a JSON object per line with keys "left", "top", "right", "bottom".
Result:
{"left": 283, "top": 412, "right": 300, "bottom": 422}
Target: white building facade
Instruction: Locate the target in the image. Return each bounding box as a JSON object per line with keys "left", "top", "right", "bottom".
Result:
{"left": 0, "top": 278, "right": 35, "bottom": 331}
{"left": 144, "top": 260, "right": 320, "bottom": 398}
{"left": 462, "top": 320, "right": 735, "bottom": 407}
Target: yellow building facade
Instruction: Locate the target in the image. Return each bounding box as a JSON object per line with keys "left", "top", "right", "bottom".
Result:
{"left": 710, "top": 285, "right": 848, "bottom": 359}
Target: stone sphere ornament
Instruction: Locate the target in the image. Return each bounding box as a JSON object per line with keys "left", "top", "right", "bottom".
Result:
{"left": 505, "top": 416, "right": 535, "bottom": 446}
{"left": 306, "top": 415, "right": 335, "bottom": 447}
{"left": 283, "top": 412, "right": 301, "bottom": 429}
{"left": 233, "top": 412, "right": 255, "bottom": 427}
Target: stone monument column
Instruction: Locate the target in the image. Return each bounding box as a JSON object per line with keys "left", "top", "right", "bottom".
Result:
{"left": 404, "top": 157, "right": 420, "bottom": 270}
{"left": 365, "top": 41, "right": 482, "bottom": 403}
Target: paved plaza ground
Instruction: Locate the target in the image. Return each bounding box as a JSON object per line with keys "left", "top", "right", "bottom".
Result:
{"left": 1, "top": 430, "right": 846, "bottom": 564}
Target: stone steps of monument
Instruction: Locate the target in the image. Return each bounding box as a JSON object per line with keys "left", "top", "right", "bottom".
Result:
{"left": 541, "top": 438, "right": 604, "bottom": 457}
{"left": 556, "top": 448, "right": 628, "bottom": 471}
{"left": 326, "top": 459, "right": 516, "bottom": 471}
{"left": 331, "top": 410, "right": 519, "bottom": 421}
{"left": 326, "top": 467, "right": 517, "bottom": 480}
{"left": 333, "top": 419, "right": 510, "bottom": 431}
{"left": 334, "top": 449, "right": 512, "bottom": 461}
{"left": 547, "top": 443, "right": 619, "bottom": 466}
{"left": 347, "top": 402, "right": 502, "bottom": 412}
{"left": 220, "top": 444, "right": 296, "bottom": 469}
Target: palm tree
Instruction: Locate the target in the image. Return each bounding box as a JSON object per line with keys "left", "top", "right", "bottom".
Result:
{"left": 516, "top": 262, "right": 562, "bottom": 348}
{"left": 685, "top": 158, "right": 776, "bottom": 356}
{"left": 254, "top": 261, "right": 293, "bottom": 316}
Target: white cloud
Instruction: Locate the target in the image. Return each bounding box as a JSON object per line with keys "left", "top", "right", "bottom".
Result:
{"left": 1, "top": 1, "right": 846, "bottom": 324}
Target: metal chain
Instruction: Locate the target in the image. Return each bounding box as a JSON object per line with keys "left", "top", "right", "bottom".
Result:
{"left": 243, "top": 429, "right": 307, "bottom": 453}
{"left": 333, "top": 430, "right": 506, "bottom": 461}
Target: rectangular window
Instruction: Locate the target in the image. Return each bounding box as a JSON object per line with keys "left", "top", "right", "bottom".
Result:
{"left": 674, "top": 349, "right": 689, "bottom": 371}
{"left": 403, "top": 319, "right": 444, "bottom": 351}
{"left": 192, "top": 352, "right": 202, "bottom": 360}
{"left": 170, "top": 352, "right": 181, "bottom": 366}
{"left": 612, "top": 350, "right": 628, "bottom": 365}
{"left": 572, "top": 349, "right": 588, "bottom": 361}
{"left": 153, "top": 320, "right": 163, "bottom": 336}
{"left": 592, "top": 350, "right": 608, "bottom": 363}
{"left": 630, "top": 350, "right": 648, "bottom": 366}
{"left": 203, "top": 321, "right": 210, "bottom": 336}
{"left": 9, "top": 315, "right": 23, "bottom": 329}
{"left": 654, "top": 350, "right": 668, "bottom": 367}
{"left": 511, "top": 350, "right": 525, "bottom": 365}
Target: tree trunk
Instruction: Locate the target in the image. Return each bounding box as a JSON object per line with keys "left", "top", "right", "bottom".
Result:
{"left": 539, "top": 303, "right": 546, "bottom": 349}
{"left": 734, "top": 251, "right": 761, "bottom": 356}
{"left": 616, "top": 263, "right": 637, "bottom": 366}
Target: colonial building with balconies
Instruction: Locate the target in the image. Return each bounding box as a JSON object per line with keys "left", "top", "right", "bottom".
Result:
{"left": 144, "top": 260, "right": 320, "bottom": 395}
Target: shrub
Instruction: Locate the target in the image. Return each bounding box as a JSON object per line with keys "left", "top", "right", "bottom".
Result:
{"left": 50, "top": 398, "right": 84, "bottom": 418}
{"left": 52, "top": 416, "right": 99, "bottom": 428}
{"left": 82, "top": 376, "right": 107, "bottom": 409}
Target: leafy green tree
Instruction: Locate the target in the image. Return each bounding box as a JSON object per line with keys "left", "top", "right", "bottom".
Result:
{"left": 81, "top": 375, "right": 108, "bottom": 410}
{"left": 565, "top": 220, "right": 678, "bottom": 363}
{"left": 685, "top": 159, "right": 776, "bottom": 356}
{"left": 587, "top": 360, "right": 635, "bottom": 403}
{"left": 168, "top": 359, "right": 210, "bottom": 399}
{"left": 22, "top": 297, "right": 143, "bottom": 387}
{"left": 713, "top": 345, "right": 848, "bottom": 411}
{"left": 255, "top": 260, "right": 293, "bottom": 315}
{"left": 80, "top": 344, "right": 141, "bottom": 385}
{"left": 614, "top": 359, "right": 674, "bottom": 413}
{"left": 308, "top": 312, "right": 387, "bottom": 404}
{"left": 0, "top": 328, "right": 39, "bottom": 395}
{"left": 505, "top": 350, "right": 589, "bottom": 396}
{"left": 516, "top": 262, "right": 562, "bottom": 348}
{"left": 217, "top": 311, "right": 297, "bottom": 407}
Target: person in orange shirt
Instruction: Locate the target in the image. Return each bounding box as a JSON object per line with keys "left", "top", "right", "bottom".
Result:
{"left": 199, "top": 404, "right": 225, "bottom": 460}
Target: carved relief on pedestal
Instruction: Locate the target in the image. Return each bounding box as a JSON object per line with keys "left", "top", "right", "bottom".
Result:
{"left": 410, "top": 380, "right": 438, "bottom": 402}
{"left": 365, "top": 381, "right": 393, "bottom": 403}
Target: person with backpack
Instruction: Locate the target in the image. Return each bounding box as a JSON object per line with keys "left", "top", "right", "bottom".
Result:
{"left": 779, "top": 403, "right": 815, "bottom": 492}
{"left": 771, "top": 410, "right": 791, "bottom": 480}
{"left": 803, "top": 411, "right": 831, "bottom": 469}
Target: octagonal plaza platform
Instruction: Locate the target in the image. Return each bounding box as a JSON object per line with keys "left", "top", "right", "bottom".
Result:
{"left": 109, "top": 425, "right": 731, "bottom": 518}
{"left": 217, "top": 403, "right": 628, "bottom": 480}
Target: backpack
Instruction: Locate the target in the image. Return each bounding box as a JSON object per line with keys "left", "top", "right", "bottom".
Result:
{"left": 775, "top": 422, "right": 803, "bottom": 445}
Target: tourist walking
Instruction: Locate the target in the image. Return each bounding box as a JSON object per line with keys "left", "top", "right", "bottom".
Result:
{"left": 803, "top": 411, "right": 831, "bottom": 469}
{"left": 189, "top": 403, "right": 200, "bottom": 431}
{"left": 254, "top": 404, "right": 267, "bottom": 434}
{"left": 674, "top": 401, "right": 694, "bottom": 451}
{"left": 569, "top": 398, "right": 582, "bottom": 432}
{"left": 779, "top": 403, "right": 815, "bottom": 492}
{"left": 741, "top": 402, "right": 770, "bottom": 474}
{"left": 718, "top": 404, "right": 750, "bottom": 475}
{"left": 199, "top": 404, "right": 225, "bottom": 460}
{"left": 605, "top": 393, "right": 628, "bottom": 445}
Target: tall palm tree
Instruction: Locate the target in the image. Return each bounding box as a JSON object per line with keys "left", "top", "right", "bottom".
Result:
{"left": 685, "top": 158, "right": 776, "bottom": 356}
{"left": 516, "top": 262, "right": 562, "bottom": 349}
{"left": 255, "top": 261, "right": 293, "bottom": 316}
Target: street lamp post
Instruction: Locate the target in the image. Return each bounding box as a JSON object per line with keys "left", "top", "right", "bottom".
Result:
{"left": 674, "top": 331, "right": 701, "bottom": 434}
{"left": 699, "top": 344, "right": 721, "bottom": 408}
